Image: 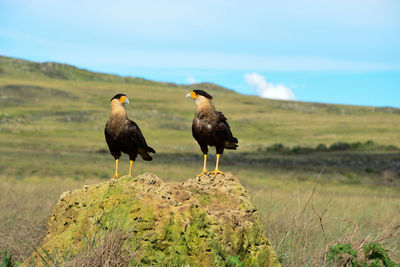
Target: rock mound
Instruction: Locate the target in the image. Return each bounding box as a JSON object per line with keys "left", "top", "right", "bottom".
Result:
{"left": 26, "top": 173, "right": 280, "bottom": 266}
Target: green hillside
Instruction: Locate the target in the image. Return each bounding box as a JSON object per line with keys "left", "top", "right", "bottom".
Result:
{"left": 1, "top": 55, "right": 399, "bottom": 182}
{"left": 1, "top": 55, "right": 399, "bottom": 265}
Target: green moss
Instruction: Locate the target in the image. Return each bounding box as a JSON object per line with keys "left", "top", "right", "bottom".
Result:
{"left": 197, "top": 193, "right": 212, "bottom": 205}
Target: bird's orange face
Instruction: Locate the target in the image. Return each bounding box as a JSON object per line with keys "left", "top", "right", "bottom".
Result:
{"left": 118, "top": 95, "right": 130, "bottom": 104}
{"left": 119, "top": 95, "right": 127, "bottom": 103}
{"left": 186, "top": 91, "right": 198, "bottom": 99}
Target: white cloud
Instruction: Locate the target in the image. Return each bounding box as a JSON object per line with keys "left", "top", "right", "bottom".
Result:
{"left": 186, "top": 76, "right": 197, "bottom": 84}
{"left": 245, "top": 73, "right": 295, "bottom": 101}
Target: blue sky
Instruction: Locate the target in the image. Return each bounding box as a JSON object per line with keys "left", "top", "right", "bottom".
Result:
{"left": 1, "top": 0, "right": 399, "bottom": 107}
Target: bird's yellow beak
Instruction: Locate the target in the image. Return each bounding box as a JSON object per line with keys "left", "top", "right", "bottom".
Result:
{"left": 119, "top": 96, "right": 130, "bottom": 104}
{"left": 186, "top": 91, "right": 197, "bottom": 99}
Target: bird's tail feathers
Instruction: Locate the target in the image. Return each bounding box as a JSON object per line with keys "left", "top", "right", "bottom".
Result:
{"left": 138, "top": 147, "right": 155, "bottom": 161}
{"left": 147, "top": 146, "right": 156, "bottom": 154}
{"left": 224, "top": 137, "right": 238, "bottom": 150}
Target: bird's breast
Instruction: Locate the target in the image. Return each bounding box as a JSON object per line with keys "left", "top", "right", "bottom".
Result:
{"left": 106, "top": 119, "right": 126, "bottom": 139}
{"left": 194, "top": 118, "right": 214, "bottom": 133}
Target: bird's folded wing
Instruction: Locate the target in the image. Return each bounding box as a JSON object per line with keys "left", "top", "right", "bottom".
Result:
{"left": 126, "top": 120, "right": 150, "bottom": 149}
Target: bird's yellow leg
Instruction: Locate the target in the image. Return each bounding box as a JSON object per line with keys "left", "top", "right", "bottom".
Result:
{"left": 113, "top": 159, "right": 120, "bottom": 179}
{"left": 128, "top": 160, "right": 133, "bottom": 177}
{"left": 197, "top": 154, "right": 210, "bottom": 176}
{"left": 211, "top": 154, "right": 224, "bottom": 176}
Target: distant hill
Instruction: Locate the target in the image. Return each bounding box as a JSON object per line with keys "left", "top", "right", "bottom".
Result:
{"left": 0, "top": 54, "right": 399, "bottom": 183}
{"left": 1, "top": 55, "right": 398, "bottom": 114}
{"left": 0, "top": 55, "right": 235, "bottom": 94}
{"left": 0, "top": 55, "right": 160, "bottom": 84}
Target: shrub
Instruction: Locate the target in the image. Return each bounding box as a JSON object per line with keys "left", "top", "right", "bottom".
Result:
{"left": 291, "top": 146, "right": 313, "bottom": 154}
{"left": 316, "top": 144, "right": 328, "bottom": 151}
{"left": 329, "top": 142, "right": 351, "bottom": 151}
{"left": 386, "top": 145, "right": 398, "bottom": 151}
{"left": 328, "top": 242, "right": 399, "bottom": 267}
{"left": 264, "top": 141, "right": 398, "bottom": 154}
{"left": 266, "top": 143, "right": 285, "bottom": 152}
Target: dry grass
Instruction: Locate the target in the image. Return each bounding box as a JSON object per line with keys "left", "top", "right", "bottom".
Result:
{"left": 249, "top": 172, "right": 400, "bottom": 266}
{"left": 0, "top": 177, "right": 141, "bottom": 266}
{"left": 0, "top": 178, "right": 97, "bottom": 263}
{"left": 65, "top": 228, "right": 141, "bottom": 267}
{"left": 0, "top": 181, "right": 55, "bottom": 262}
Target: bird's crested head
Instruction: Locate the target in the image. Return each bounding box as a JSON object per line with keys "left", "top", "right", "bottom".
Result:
{"left": 110, "top": 93, "right": 130, "bottom": 104}
{"left": 185, "top": 90, "right": 213, "bottom": 100}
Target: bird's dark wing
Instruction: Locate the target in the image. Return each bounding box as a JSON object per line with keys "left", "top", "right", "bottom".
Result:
{"left": 214, "top": 111, "right": 238, "bottom": 147}
{"left": 216, "top": 111, "right": 227, "bottom": 122}
{"left": 126, "top": 120, "right": 156, "bottom": 154}
{"left": 104, "top": 126, "right": 113, "bottom": 149}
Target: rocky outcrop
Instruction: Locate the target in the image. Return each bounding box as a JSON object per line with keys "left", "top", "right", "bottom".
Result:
{"left": 25, "top": 173, "right": 280, "bottom": 266}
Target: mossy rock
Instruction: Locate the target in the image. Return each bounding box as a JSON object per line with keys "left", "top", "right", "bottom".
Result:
{"left": 24, "top": 173, "right": 280, "bottom": 266}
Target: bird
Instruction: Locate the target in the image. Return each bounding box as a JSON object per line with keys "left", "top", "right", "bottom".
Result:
{"left": 105, "top": 93, "right": 155, "bottom": 179}
{"left": 186, "top": 90, "right": 238, "bottom": 176}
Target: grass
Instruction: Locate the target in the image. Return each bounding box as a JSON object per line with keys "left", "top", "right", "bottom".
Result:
{"left": 250, "top": 175, "right": 400, "bottom": 266}
{"left": 0, "top": 178, "right": 80, "bottom": 263}
{"left": 0, "top": 55, "right": 399, "bottom": 265}
{"left": 64, "top": 227, "right": 141, "bottom": 267}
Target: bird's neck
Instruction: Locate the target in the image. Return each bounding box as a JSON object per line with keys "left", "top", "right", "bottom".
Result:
{"left": 195, "top": 98, "right": 214, "bottom": 114}
{"left": 110, "top": 101, "right": 127, "bottom": 121}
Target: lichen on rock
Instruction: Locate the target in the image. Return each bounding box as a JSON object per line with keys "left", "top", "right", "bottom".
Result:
{"left": 25, "top": 173, "right": 280, "bottom": 266}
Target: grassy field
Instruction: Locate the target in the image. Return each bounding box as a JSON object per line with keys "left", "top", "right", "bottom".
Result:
{"left": 0, "top": 56, "right": 399, "bottom": 265}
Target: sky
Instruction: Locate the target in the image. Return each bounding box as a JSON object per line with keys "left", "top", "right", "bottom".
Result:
{"left": 1, "top": 0, "right": 399, "bottom": 107}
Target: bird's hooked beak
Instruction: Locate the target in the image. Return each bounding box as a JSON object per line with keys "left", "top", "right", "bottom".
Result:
{"left": 186, "top": 91, "right": 197, "bottom": 99}
{"left": 125, "top": 98, "right": 130, "bottom": 104}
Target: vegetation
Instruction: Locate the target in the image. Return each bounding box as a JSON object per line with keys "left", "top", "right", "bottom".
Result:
{"left": 1, "top": 250, "right": 13, "bottom": 267}
{"left": 265, "top": 140, "right": 398, "bottom": 154}
{"left": 328, "top": 242, "right": 399, "bottom": 267}
{"left": 0, "top": 55, "right": 399, "bottom": 266}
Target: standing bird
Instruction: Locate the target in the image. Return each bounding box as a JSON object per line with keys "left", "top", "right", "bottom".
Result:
{"left": 186, "top": 90, "right": 238, "bottom": 176}
{"left": 105, "top": 94, "right": 155, "bottom": 179}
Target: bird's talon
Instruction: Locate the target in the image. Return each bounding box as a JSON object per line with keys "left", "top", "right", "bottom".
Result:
{"left": 196, "top": 170, "right": 210, "bottom": 177}
{"left": 211, "top": 170, "right": 224, "bottom": 176}
{"left": 113, "top": 174, "right": 121, "bottom": 179}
